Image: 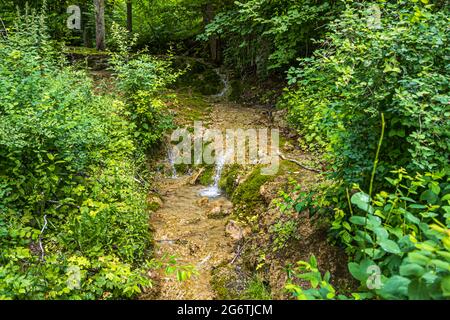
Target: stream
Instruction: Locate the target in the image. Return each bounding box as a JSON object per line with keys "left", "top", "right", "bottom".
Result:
{"left": 149, "top": 93, "right": 271, "bottom": 300}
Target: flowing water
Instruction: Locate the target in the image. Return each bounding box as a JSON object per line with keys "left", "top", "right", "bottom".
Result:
{"left": 148, "top": 95, "right": 272, "bottom": 300}
{"left": 167, "top": 145, "right": 178, "bottom": 179}
{"left": 149, "top": 176, "right": 234, "bottom": 299}
{"left": 199, "top": 151, "right": 229, "bottom": 198}
{"left": 212, "top": 68, "right": 230, "bottom": 100}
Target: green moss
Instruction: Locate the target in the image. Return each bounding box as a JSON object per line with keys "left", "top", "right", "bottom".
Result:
{"left": 148, "top": 201, "right": 161, "bottom": 212}
{"left": 219, "top": 164, "right": 242, "bottom": 196}
{"left": 172, "top": 57, "right": 223, "bottom": 96}
{"left": 278, "top": 160, "right": 302, "bottom": 175}
{"left": 174, "top": 162, "right": 191, "bottom": 175}
{"left": 229, "top": 80, "right": 244, "bottom": 102}
{"left": 232, "top": 166, "right": 273, "bottom": 206}
{"left": 198, "top": 165, "right": 215, "bottom": 186}
{"left": 240, "top": 276, "right": 272, "bottom": 300}
{"left": 210, "top": 264, "right": 244, "bottom": 300}
{"left": 199, "top": 69, "right": 223, "bottom": 95}
{"left": 64, "top": 46, "right": 108, "bottom": 56}
{"left": 172, "top": 93, "right": 212, "bottom": 122}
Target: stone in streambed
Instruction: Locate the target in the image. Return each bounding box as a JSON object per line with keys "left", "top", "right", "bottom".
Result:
{"left": 225, "top": 220, "right": 245, "bottom": 240}
{"left": 207, "top": 201, "right": 233, "bottom": 219}
{"left": 196, "top": 197, "right": 209, "bottom": 207}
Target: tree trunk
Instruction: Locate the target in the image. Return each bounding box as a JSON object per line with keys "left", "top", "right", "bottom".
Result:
{"left": 94, "top": 0, "right": 105, "bottom": 51}
{"left": 126, "top": 0, "right": 133, "bottom": 32}
{"left": 202, "top": 4, "right": 219, "bottom": 63}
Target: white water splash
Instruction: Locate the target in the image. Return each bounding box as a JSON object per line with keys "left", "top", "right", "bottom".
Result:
{"left": 199, "top": 151, "right": 230, "bottom": 198}
{"left": 212, "top": 68, "right": 229, "bottom": 100}
{"left": 167, "top": 146, "right": 178, "bottom": 179}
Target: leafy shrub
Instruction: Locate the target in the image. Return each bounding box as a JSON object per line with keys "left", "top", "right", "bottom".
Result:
{"left": 108, "top": 23, "right": 179, "bottom": 151}
{"left": 0, "top": 12, "right": 153, "bottom": 299}
{"left": 286, "top": 256, "right": 370, "bottom": 300}
{"left": 337, "top": 168, "right": 450, "bottom": 299}
{"left": 283, "top": 1, "right": 450, "bottom": 187}
{"left": 287, "top": 167, "right": 450, "bottom": 300}
{"left": 200, "top": 0, "right": 340, "bottom": 77}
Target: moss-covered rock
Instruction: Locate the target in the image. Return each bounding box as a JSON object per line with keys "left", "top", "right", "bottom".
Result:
{"left": 231, "top": 167, "right": 274, "bottom": 205}
{"left": 64, "top": 46, "right": 110, "bottom": 71}
{"left": 210, "top": 263, "right": 248, "bottom": 300}
{"left": 228, "top": 80, "right": 244, "bottom": 102}
{"left": 198, "top": 165, "right": 215, "bottom": 186}
{"left": 172, "top": 57, "right": 223, "bottom": 96}
{"left": 219, "top": 164, "right": 242, "bottom": 196}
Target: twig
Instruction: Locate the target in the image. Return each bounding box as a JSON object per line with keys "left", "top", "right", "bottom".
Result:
{"left": 230, "top": 240, "right": 249, "bottom": 264}
{"left": 0, "top": 18, "right": 7, "bottom": 38}
{"left": 38, "top": 215, "right": 48, "bottom": 262}
{"left": 277, "top": 152, "right": 321, "bottom": 173}
{"left": 48, "top": 200, "right": 80, "bottom": 210}
{"left": 134, "top": 177, "right": 145, "bottom": 186}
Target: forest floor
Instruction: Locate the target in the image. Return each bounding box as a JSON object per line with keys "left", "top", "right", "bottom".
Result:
{"left": 89, "top": 65, "right": 351, "bottom": 300}
{"left": 148, "top": 100, "right": 273, "bottom": 299}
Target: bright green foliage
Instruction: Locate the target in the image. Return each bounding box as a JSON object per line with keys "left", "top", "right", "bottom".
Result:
{"left": 200, "top": 0, "right": 339, "bottom": 77}
{"left": 283, "top": 1, "right": 450, "bottom": 187}
{"left": 286, "top": 256, "right": 368, "bottom": 300}
{"left": 115, "top": 0, "right": 208, "bottom": 50}
{"left": 0, "top": 13, "right": 154, "bottom": 299}
{"left": 240, "top": 276, "right": 272, "bottom": 300}
{"left": 108, "top": 23, "right": 179, "bottom": 151}
{"left": 1, "top": 1, "right": 104, "bottom": 47}
{"left": 333, "top": 169, "right": 450, "bottom": 300}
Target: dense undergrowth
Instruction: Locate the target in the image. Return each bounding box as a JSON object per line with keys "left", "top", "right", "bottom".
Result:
{"left": 0, "top": 13, "right": 175, "bottom": 299}
{"left": 1, "top": 0, "right": 449, "bottom": 301}
{"left": 276, "top": 1, "right": 450, "bottom": 300}
{"left": 199, "top": 0, "right": 450, "bottom": 300}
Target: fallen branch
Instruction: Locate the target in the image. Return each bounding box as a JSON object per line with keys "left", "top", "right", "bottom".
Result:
{"left": 278, "top": 152, "right": 321, "bottom": 173}
{"left": 189, "top": 168, "right": 205, "bottom": 185}
{"left": 154, "top": 239, "right": 179, "bottom": 242}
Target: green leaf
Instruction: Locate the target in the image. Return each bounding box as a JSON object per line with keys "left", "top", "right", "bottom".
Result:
{"left": 404, "top": 211, "right": 420, "bottom": 225}
{"left": 378, "top": 276, "right": 410, "bottom": 300}
{"left": 349, "top": 216, "right": 367, "bottom": 226}
{"left": 378, "top": 239, "right": 401, "bottom": 254}
{"left": 420, "top": 190, "right": 438, "bottom": 204}
{"left": 373, "top": 227, "right": 389, "bottom": 240}
{"left": 408, "top": 279, "right": 430, "bottom": 300}
{"left": 441, "top": 276, "right": 450, "bottom": 297}
{"left": 399, "top": 263, "right": 425, "bottom": 277}
{"left": 348, "top": 259, "right": 376, "bottom": 283}
{"left": 351, "top": 192, "right": 374, "bottom": 214}
{"left": 408, "top": 252, "right": 431, "bottom": 266}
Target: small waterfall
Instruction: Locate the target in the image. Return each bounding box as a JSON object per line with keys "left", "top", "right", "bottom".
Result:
{"left": 199, "top": 152, "right": 229, "bottom": 198}
{"left": 167, "top": 146, "right": 178, "bottom": 179}
{"left": 212, "top": 68, "right": 229, "bottom": 100}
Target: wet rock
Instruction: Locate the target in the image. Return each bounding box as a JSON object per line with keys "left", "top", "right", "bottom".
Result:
{"left": 196, "top": 197, "right": 209, "bottom": 207}
{"left": 226, "top": 220, "right": 244, "bottom": 240}
{"left": 207, "top": 201, "right": 233, "bottom": 219}
{"left": 148, "top": 195, "right": 163, "bottom": 211}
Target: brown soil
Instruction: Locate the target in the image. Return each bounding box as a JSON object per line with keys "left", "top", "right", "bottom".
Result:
{"left": 145, "top": 91, "right": 353, "bottom": 300}
{"left": 149, "top": 176, "right": 234, "bottom": 299}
